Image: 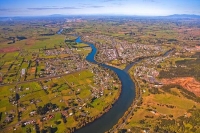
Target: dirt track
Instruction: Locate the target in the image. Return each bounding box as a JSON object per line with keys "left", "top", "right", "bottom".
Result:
{"left": 162, "top": 77, "right": 200, "bottom": 97}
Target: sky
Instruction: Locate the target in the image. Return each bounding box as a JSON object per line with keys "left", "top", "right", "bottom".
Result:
{"left": 0, "top": 0, "right": 200, "bottom": 17}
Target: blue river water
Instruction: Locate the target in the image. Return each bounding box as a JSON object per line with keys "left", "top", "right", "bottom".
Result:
{"left": 57, "top": 29, "right": 63, "bottom": 34}
{"left": 75, "top": 37, "right": 135, "bottom": 133}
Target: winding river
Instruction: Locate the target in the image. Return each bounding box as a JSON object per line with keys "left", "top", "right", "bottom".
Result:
{"left": 75, "top": 37, "right": 136, "bottom": 133}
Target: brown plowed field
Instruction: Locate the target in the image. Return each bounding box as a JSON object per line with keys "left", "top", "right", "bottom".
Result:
{"left": 0, "top": 47, "right": 19, "bottom": 53}
{"left": 162, "top": 77, "right": 200, "bottom": 96}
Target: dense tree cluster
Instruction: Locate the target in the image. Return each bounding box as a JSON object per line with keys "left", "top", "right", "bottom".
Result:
{"left": 159, "top": 53, "right": 200, "bottom": 81}
{"left": 36, "top": 103, "right": 58, "bottom": 115}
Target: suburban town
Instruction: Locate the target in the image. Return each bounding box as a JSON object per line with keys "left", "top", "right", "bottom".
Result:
{"left": 0, "top": 1, "right": 200, "bottom": 132}
{"left": 81, "top": 34, "right": 169, "bottom": 66}
{"left": 0, "top": 29, "right": 121, "bottom": 132}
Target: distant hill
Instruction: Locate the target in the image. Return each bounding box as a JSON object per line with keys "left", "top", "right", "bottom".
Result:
{"left": 47, "top": 14, "right": 200, "bottom": 18}
{"left": 48, "top": 14, "right": 67, "bottom": 17}
{"left": 0, "top": 17, "right": 13, "bottom": 21}
{"left": 1, "top": 14, "right": 200, "bottom": 19}
{"left": 166, "top": 14, "right": 200, "bottom": 18}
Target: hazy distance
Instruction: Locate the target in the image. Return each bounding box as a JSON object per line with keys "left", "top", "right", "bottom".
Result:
{"left": 0, "top": 0, "right": 200, "bottom": 17}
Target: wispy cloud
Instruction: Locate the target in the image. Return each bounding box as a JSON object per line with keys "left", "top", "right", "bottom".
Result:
{"left": 102, "top": 0, "right": 116, "bottom": 2}
{"left": 143, "top": 0, "right": 156, "bottom": 2}
{"left": 0, "top": 8, "right": 10, "bottom": 11}
{"left": 0, "top": 8, "right": 22, "bottom": 12}
{"left": 100, "top": 0, "right": 126, "bottom": 6}
{"left": 102, "top": 0, "right": 127, "bottom": 2}
{"left": 79, "top": 3, "right": 105, "bottom": 9}
{"left": 27, "top": 5, "right": 104, "bottom": 11}
{"left": 27, "top": 7, "right": 81, "bottom": 10}
{"left": 88, "top": 6, "right": 104, "bottom": 8}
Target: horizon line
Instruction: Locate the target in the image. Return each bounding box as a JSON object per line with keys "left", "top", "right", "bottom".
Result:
{"left": 0, "top": 13, "right": 200, "bottom": 18}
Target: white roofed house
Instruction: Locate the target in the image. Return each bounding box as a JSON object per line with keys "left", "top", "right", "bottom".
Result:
{"left": 21, "top": 68, "right": 26, "bottom": 76}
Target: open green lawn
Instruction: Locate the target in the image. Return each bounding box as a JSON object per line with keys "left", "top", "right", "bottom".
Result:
{"left": 29, "top": 35, "right": 65, "bottom": 50}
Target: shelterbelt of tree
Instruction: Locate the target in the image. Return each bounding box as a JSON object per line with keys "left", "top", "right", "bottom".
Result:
{"left": 74, "top": 37, "right": 136, "bottom": 133}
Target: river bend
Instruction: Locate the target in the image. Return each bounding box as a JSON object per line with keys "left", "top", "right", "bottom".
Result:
{"left": 75, "top": 37, "right": 135, "bottom": 133}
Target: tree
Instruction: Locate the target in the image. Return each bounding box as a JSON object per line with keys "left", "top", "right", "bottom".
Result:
{"left": 26, "top": 127, "right": 31, "bottom": 133}
{"left": 157, "top": 64, "right": 161, "bottom": 68}
{"left": 47, "top": 126, "right": 52, "bottom": 133}
{"left": 54, "top": 121, "right": 61, "bottom": 125}
{"left": 37, "top": 106, "right": 45, "bottom": 115}
{"left": 15, "top": 93, "right": 20, "bottom": 101}
{"left": 118, "top": 129, "right": 127, "bottom": 133}
{"left": 61, "top": 113, "right": 67, "bottom": 123}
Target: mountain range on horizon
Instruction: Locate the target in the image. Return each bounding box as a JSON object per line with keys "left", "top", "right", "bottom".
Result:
{"left": 0, "top": 14, "right": 200, "bottom": 19}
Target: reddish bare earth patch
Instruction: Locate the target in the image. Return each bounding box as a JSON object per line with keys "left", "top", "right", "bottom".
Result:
{"left": 174, "top": 27, "right": 200, "bottom": 38}
{"left": 0, "top": 47, "right": 19, "bottom": 53}
{"left": 162, "top": 77, "right": 200, "bottom": 96}
{"left": 25, "top": 38, "right": 36, "bottom": 45}
{"left": 196, "top": 46, "right": 200, "bottom": 50}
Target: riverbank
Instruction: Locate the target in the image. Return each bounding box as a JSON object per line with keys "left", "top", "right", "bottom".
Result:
{"left": 106, "top": 48, "right": 176, "bottom": 132}
{"left": 74, "top": 37, "right": 135, "bottom": 133}
{"left": 107, "top": 65, "right": 142, "bottom": 133}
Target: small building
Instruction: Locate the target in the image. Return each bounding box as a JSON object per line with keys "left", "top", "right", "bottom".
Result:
{"left": 21, "top": 68, "right": 26, "bottom": 76}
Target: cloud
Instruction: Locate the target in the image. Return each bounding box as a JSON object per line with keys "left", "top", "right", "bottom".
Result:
{"left": 0, "top": 8, "right": 10, "bottom": 11}
{"left": 79, "top": 3, "right": 105, "bottom": 9}
{"left": 102, "top": 0, "right": 127, "bottom": 2}
{"left": 143, "top": 0, "right": 156, "bottom": 2}
{"left": 102, "top": 0, "right": 116, "bottom": 2}
{"left": 88, "top": 6, "right": 104, "bottom": 8}
{"left": 100, "top": 0, "right": 126, "bottom": 6}
{"left": 0, "top": 8, "right": 21, "bottom": 12}
{"left": 27, "top": 7, "right": 81, "bottom": 10}
{"left": 27, "top": 5, "right": 104, "bottom": 11}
